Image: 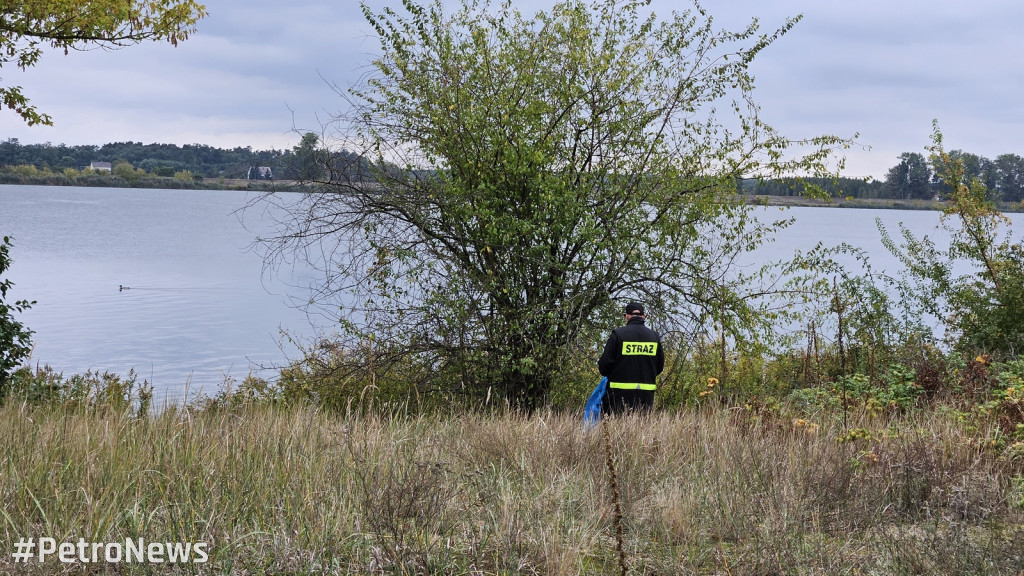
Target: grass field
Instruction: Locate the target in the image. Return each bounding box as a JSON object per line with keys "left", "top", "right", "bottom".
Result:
{"left": 2, "top": 399, "right": 1022, "bottom": 575}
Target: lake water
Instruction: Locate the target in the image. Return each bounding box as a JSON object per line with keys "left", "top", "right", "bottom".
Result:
{"left": 1, "top": 185, "right": 322, "bottom": 404}
{"left": 1, "top": 185, "right": 1019, "bottom": 403}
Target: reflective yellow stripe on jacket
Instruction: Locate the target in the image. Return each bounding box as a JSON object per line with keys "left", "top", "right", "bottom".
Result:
{"left": 608, "top": 382, "right": 657, "bottom": 391}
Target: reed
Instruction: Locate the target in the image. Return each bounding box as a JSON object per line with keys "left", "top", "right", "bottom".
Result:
{"left": 1, "top": 399, "right": 1021, "bottom": 575}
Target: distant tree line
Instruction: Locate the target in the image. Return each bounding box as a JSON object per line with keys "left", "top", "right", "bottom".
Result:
{"left": 747, "top": 150, "right": 1024, "bottom": 203}
{"left": 3, "top": 137, "right": 1021, "bottom": 203}
{"left": 0, "top": 135, "right": 369, "bottom": 182}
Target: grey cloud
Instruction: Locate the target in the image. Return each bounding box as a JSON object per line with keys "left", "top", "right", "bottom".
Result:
{"left": 1, "top": 0, "right": 1020, "bottom": 178}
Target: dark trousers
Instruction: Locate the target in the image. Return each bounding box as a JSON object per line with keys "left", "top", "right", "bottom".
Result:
{"left": 602, "top": 387, "right": 654, "bottom": 415}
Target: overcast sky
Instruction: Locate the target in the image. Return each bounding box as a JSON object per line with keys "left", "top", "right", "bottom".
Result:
{"left": 2, "top": 0, "right": 1021, "bottom": 179}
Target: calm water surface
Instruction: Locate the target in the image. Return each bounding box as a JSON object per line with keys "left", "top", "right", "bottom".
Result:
{"left": 1, "top": 185, "right": 1018, "bottom": 402}
{"left": 1, "top": 185, "right": 322, "bottom": 403}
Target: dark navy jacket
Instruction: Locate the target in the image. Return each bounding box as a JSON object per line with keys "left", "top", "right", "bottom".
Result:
{"left": 598, "top": 316, "right": 665, "bottom": 390}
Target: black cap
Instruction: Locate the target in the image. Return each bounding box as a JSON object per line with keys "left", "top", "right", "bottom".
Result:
{"left": 625, "top": 302, "right": 645, "bottom": 315}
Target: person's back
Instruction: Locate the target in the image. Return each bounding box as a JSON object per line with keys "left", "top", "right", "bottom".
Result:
{"left": 598, "top": 302, "right": 665, "bottom": 414}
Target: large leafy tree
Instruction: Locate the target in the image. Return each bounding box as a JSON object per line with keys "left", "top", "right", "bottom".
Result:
{"left": 261, "top": 0, "right": 850, "bottom": 408}
{"left": 994, "top": 153, "right": 1024, "bottom": 203}
{"left": 284, "top": 132, "right": 330, "bottom": 181}
{"left": 884, "top": 151, "right": 931, "bottom": 200}
{"left": 1, "top": 0, "right": 207, "bottom": 125}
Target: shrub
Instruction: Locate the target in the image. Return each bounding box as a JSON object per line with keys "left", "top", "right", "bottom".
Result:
{"left": 880, "top": 124, "right": 1024, "bottom": 356}
{"left": 5, "top": 365, "right": 152, "bottom": 414}
{"left": 0, "top": 236, "right": 34, "bottom": 397}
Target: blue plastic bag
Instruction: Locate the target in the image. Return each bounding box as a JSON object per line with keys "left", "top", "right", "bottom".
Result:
{"left": 583, "top": 376, "right": 608, "bottom": 429}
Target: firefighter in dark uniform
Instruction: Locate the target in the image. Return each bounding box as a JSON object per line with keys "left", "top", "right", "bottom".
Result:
{"left": 598, "top": 302, "right": 665, "bottom": 414}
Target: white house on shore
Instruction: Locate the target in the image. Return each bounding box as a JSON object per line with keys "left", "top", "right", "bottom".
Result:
{"left": 89, "top": 161, "right": 112, "bottom": 172}
{"left": 247, "top": 166, "right": 273, "bottom": 179}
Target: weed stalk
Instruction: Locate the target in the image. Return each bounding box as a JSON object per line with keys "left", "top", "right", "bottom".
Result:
{"left": 602, "top": 418, "right": 627, "bottom": 576}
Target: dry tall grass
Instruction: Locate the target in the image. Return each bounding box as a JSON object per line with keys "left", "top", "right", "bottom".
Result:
{"left": 1, "top": 401, "right": 1021, "bottom": 575}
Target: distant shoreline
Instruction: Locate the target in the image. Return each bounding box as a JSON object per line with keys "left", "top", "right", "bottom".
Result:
{"left": 3, "top": 179, "right": 1022, "bottom": 213}
{"left": 744, "top": 194, "right": 1024, "bottom": 213}
{"left": 0, "top": 175, "right": 304, "bottom": 192}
